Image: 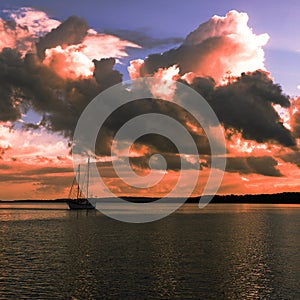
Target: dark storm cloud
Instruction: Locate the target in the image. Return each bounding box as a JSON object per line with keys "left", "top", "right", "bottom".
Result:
{"left": 0, "top": 49, "right": 23, "bottom": 121}
{"left": 36, "top": 16, "right": 89, "bottom": 58}
{"left": 93, "top": 58, "right": 123, "bottom": 89}
{"left": 209, "top": 71, "right": 296, "bottom": 147}
{"left": 138, "top": 37, "right": 225, "bottom": 76}
{"left": 43, "top": 70, "right": 110, "bottom": 137}
{"left": 129, "top": 153, "right": 201, "bottom": 171}
{"left": 226, "top": 156, "right": 282, "bottom": 177}
{"left": 186, "top": 70, "right": 296, "bottom": 147}
{"left": 0, "top": 46, "right": 123, "bottom": 137}
{"left": 130, "top": 154, "right": 181, "bottom": 171}
{"left": 188, "top": 76, "right": 215, "bottom": 99}
{"left": 24, "top": 166, "right": 73, "bottom": 175}
{"left": 128, "top": 134, "right": 197, "bottom": 171}
{"left": 0, "top": 48, "right": 67, "bottom": 123}
{"left": 103, "top": 29, "right": 183, "bottom": 49}
{"left": 280, "top": 151, "right": 300, "bottom": 168}
{"left": 96, "top": 99, "right": 211, "bottom": 157}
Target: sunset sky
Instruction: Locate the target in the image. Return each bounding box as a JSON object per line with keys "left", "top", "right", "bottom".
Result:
{"left": 0, "top": 1, "right": 299, "bottom": 200}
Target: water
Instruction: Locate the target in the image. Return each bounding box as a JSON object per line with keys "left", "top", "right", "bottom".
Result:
{"left": 0, "top": 203, "right": 300, "bottom": 299}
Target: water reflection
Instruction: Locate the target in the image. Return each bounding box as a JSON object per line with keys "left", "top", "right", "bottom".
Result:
{"left": 221, "top": 213, "right": 275, "bottom": 298}
{"left": 0, "top": 202, "right": 68, "bottom": 221}
{"left": 150, "top": 220, "right": 181, "bottom": 298}
{"left": 0, "top": 204, "right": 299, "bottom": 298}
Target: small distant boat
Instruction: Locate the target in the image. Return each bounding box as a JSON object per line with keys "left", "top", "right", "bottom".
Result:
{"left": 67, "top": 157, "right": 95, "bottom": 210}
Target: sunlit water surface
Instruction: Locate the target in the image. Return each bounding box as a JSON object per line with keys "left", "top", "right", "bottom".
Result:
{"left": 0, "top": 203, "right": 299, "bottom": 299}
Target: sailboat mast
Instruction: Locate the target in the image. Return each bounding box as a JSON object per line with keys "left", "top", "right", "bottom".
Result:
{"left": 86, "top": 156, "right": 90, "bottom": 199}
{"left": 76, "top": 164, "right": 81, "bottom": 199}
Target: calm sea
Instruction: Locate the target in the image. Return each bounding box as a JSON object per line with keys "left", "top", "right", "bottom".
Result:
{"left": 0, "top": 202, "right": 300, "bottom": 299}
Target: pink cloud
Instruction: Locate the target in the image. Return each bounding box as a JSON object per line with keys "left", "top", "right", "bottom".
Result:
{"left": 129, "top": 10, "right": 270, "bottom": 85}
{"left": 0, "top": 7, "right": 61, "bottom": 55}
{"left": 0, "top": 123, "right": 70, "bottom": 163}
{"left": 128, "top": 58, "right": 144, "bottom": 80}
{"left": 183, "top": 10, "right": 269, "bottom": 84}
{"left": 0, "top": 123, "right": 73, "bottom": 200}
{"left": 43, "top": 31, "right": 140, "bottom": 79}
{"left": 7, "top": 7, "right": 60, "bottom": 37}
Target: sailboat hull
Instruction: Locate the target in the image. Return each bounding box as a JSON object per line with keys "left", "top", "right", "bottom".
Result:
{"left": 67, "top": 199, "right": 95, "bottom": 210}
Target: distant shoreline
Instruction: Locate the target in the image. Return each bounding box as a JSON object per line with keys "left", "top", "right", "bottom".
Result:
{"left": 0, "top": 192, "right": 299, "bottom": 204}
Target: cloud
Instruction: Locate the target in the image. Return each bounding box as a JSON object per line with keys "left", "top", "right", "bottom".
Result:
{"left": 93, "top": 58, "right": 123, "bottom": 88}
{"left": 7, "top": 7, "right": 60, "bottom": 37}
{"left": 0, "top": 7, "right": 299, "bottom": 198}
{"left": 149, "top": 65, "right": 180, "bottom": 100}
{"left": 280, "top": 151, "right": 300, "bottom": 168}
{"left": 123, "top": 69, "right": 296, "bottom": 177}
{"left": 0, "top": 48, "right": 67, "bottom": 123}
{"left": 36, "top": 15, "right": 88, "bottom": 58}
{"left": 132, "top": 10, "right": 269, "bottom": 84}
{"left": 226, "top": 156, "right": 282, "bottom": 177}
{"left": 0, "top": 145, "right": 11, "bottom": 159}
{"left": 126, "top": 12, "right": 296, "bottom": 147}
{"left": 208, "top": 71, "right": 295, "bottom": 147}
{"left": 104, "top": 28, "right": 183, "bottom": 49}
{"left": 0, "top": 10, "right": 135, "bottom": 137}
{"left": 95, "top": 97, "right": 212, "bottom": 158}
{"left": 0, "top": 123, "right": 74, "bottom": 199}
{"left": 0, "top": 160, "right": 74, "bottom": 199}
{"left": 0, "top": 123, "right": 69, "bottom": 162}
{"left": 24, "top": 166, "right": 73, "bottom": 175}
{"left": 2, "top": 8, "right": 288, "bottom": 152}
{"left": 218, "top": 169, "right": 300, "bottom": 195}
{"left": 0, "top": 7, "right": 60, "bottom": 56}
{"left": 40, "top": 19, "right": 140, "bottom": 79}
{"left": 177, "top": 69, "right": 295, "bottom": 147}
{"left": 128, "top": 58, "right": 144, "bottom": 80}
{"left": 0, "top": 17, "right": 32, "bottom": 55}
{"left": 291, "top": 96, "right": 300, "bottom": 138}
{"left": 0, "top": 49, "right": 26, "bottom": 122}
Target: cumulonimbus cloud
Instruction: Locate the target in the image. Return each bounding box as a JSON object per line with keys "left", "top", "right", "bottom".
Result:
{"left": 129, "top": 10, "right": 269, "bottom": 85}
{"left": 128, "top": 10, "right": 297, "bottom": 149}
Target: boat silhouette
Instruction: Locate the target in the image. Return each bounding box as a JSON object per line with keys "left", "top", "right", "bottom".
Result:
{"left": 67, "top": 157, "right": 95, "bottom": 210}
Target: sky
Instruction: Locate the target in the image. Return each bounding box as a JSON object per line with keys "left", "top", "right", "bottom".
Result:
{"left": 0, "top": 1, "right": 299, "bottom": 199}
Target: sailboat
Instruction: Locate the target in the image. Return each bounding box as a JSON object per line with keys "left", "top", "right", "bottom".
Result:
{"left": 67, "top": 157, "right": 95, "bottom": 210}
